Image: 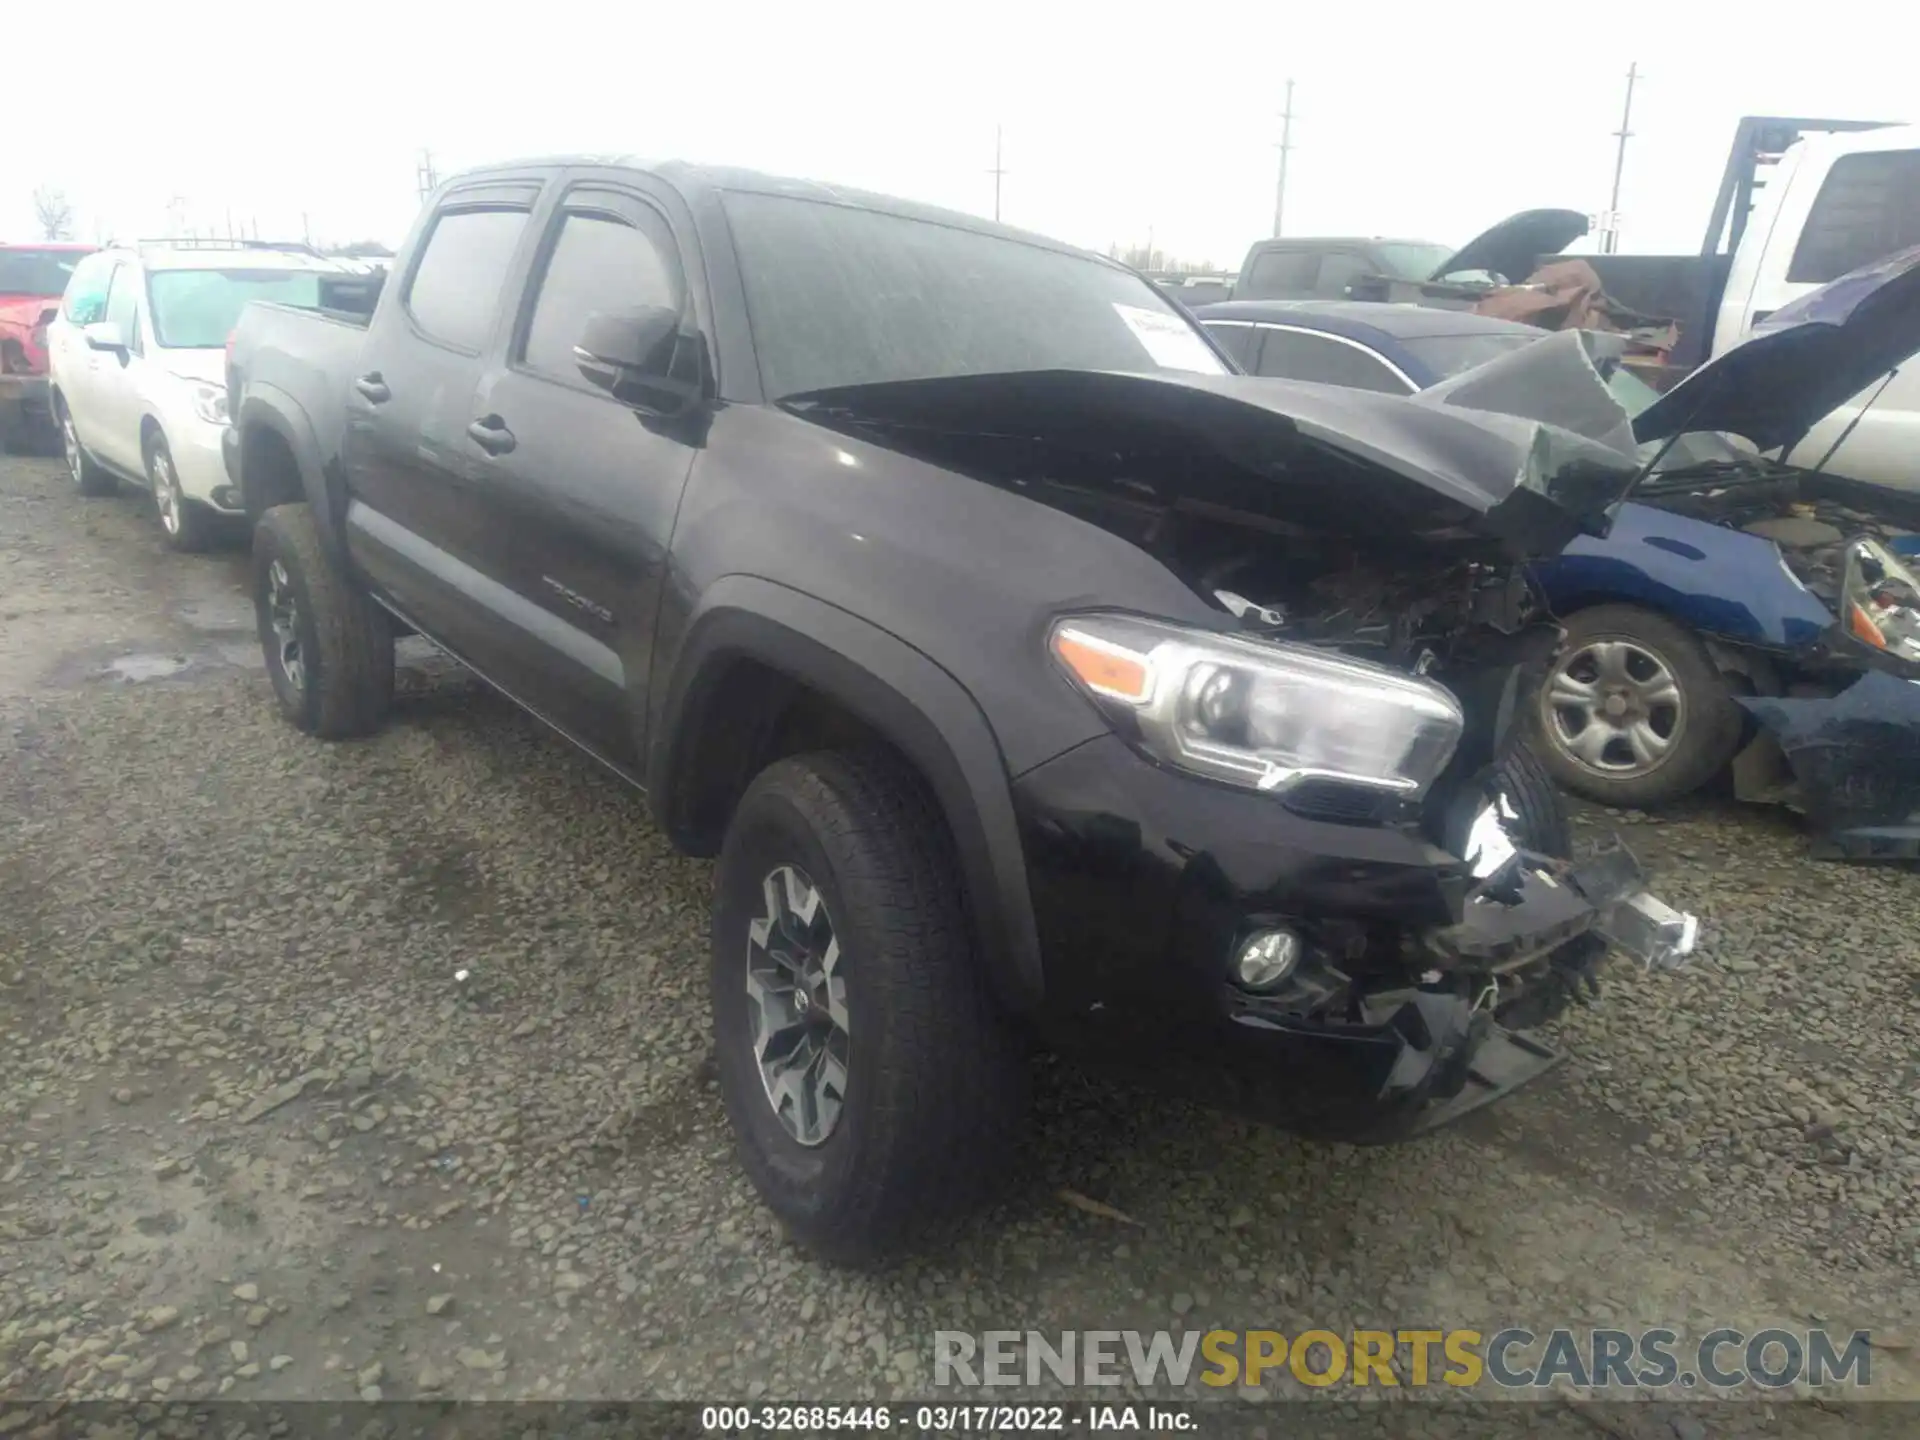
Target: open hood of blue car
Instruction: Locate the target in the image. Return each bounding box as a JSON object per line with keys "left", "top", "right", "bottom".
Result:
{"left": 1633, "top": 244, "right": 1920, "bottom": 455}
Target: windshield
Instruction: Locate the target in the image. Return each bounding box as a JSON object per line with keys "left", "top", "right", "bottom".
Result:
{"left": 0, "top": 248, "right": 86, "bottom": 297}
{"left": 1370, "top": 242, "right": 1454, "bottom": 280}
{"left": 146, "top": 269, "right": 326, "bottom": 348}
{"left": 723, "top": 192, "right": 1227, "bottom": 397}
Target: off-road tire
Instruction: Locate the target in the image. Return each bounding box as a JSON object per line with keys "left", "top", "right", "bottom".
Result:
{"left": 1532, "top": 604, "right": 1741, "bottom": 808}
{"left": 1492, "top": 741, "right": 1571, "bottom": 859}
{"left": 252, "top": 503, "right": 393, "bottom": 738}
{"left": 710, "top": 750, "right": 1027, "bottom": 1263}
{"left": 58, "top": 399, "right": 115, "bottom": 496}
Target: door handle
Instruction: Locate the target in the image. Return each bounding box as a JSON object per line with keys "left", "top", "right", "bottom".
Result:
{"left": 465, "top": 416, "right": 517, "bottom": 456}
{"left": 353, "top": 373, "right": 391, "bottom": 404}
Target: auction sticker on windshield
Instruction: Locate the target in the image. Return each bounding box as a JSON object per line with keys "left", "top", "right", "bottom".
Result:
{"left": 1112, "top": 303, "right": 1224, "bottom": 373}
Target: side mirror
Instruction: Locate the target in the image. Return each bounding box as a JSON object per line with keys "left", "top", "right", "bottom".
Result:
{"left": 83, "top": 321, "right": 128, "bottom": 355}
{"left": 573, "top": 306, "right": 704, "bottom": 417}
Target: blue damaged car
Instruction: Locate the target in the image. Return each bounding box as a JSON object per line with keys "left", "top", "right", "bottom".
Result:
{"left": 1197, "top": 250, "right": 1920, "bottom": 858}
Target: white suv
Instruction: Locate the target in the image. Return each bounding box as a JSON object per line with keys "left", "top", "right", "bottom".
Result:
{"left": 46, "top": 243, "right": 356, "bottom": 550}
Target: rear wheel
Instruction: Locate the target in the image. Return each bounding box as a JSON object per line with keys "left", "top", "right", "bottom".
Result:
{"left": 251, "top": 503, "right": 393, "bottom": 738}
{"left": 1533, "top": 604, "right": 1741, "bottom": 808}
{"left": 59, "top": 401, "right": 115, "bottom": 496}
{"left": 709, "top": 750, "right": 1027, "bottom": 1262}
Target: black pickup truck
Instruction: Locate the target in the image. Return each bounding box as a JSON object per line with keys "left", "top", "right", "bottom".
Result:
{"left": 223, "top": 159, "right": 1696, "bottom": 1260}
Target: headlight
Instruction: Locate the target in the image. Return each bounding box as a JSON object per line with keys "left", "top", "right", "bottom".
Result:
{"left": 1048, "top": 614, "right": 1464, "bottom": 799}
{"left": 188, "top": 381, "right": 230, "bottom": 426}
{"left": 1841, "top": 538, "right": 1920, "bottom": 662}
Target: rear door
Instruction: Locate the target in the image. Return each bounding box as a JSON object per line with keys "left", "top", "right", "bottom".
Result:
{"left": 341, "top": 180, "right": 540, "bottom": 660}
{"left": 457, "top": 175, "right": 705, "bottom": 770}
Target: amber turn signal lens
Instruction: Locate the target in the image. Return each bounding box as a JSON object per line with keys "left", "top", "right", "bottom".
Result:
{"left": 1052, "top": 628, "right": 1152, "bottom": 702}
{"left": 1849, "top": 601, "right": 1887, "bottom": 649}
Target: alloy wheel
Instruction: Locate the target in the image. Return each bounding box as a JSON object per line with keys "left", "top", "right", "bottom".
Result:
{"left": 744, "top": 864, "right": 850, "bottom": 1147}
{"left": 152, "top": 447, "right": 183, "bottom": 536}
{"left": 266, "top": 559, "right": 305, "bottom": 694}
{"left": 1543, "top": 638, "right": 1684, "bottom": 777}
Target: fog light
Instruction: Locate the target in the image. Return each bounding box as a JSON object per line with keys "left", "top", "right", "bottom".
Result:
{"left": 1233, "top": 928, "right": 1301, "bottom": 990}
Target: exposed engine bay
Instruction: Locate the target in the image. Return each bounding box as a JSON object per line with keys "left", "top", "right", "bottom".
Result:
{"left": 1635, "top": 463, "right": 1920, "bottom": 607}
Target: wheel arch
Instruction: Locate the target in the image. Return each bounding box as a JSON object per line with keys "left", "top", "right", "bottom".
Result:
{"left": 235, "top": 394, "right": 343, "bottom": 557}
{"left": 648, "top": 577, "right": 1046, "bottom": 1014}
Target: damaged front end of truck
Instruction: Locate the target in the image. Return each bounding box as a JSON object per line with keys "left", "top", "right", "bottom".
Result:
{"left": 787, "top": 363, "right": 1700, "bottom": 1138}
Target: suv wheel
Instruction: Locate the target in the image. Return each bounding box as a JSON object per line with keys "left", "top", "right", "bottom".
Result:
{"left": 60, "top": 403, "right": 115, "bottom": 496}
{"left": 1533, "top": 605, "right": 1741, "bottom": 808}
{"left": 251, "top": 503, "right": 394, "bottom": 738}
{"left": 145, "top": 434, "right": 212, "bottom": 552}
{"left": 710, "top": 750, "right": 1027, "bottom": 1262}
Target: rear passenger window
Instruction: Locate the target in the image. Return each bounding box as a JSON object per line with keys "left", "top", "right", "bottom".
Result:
{"left": 1201, "top": 322, "right": 1261, "bottom": 369}
{"left": 63, "top": 254, "right": 114, "bottom": 325}
{"left": 404, "top": 208, "right": 530, "bottom": 352}
{"left": 1253, "top": 329, "right": 1408, "bottom": 394}
{"left": 1787, "top": 150, "right": 1920, "bottom": 284}
{"left": 520, "top": 208, "right": 683, "bottom": 383}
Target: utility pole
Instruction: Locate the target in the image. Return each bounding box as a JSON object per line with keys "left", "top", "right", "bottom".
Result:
{"left": 416, "top": 149, "right": 440, "bottom": 203}
{"left": 1272, "top": 79, "right": 1296, "bottom": 239}
{"left": 988, "top": 126, "right": 1006, "bottom": 222}
{"left": 1605, "top": 62, "right": 1640, "bottom": 254}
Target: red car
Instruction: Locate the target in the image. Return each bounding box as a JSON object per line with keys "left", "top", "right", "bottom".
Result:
{"left": 1, "top": 242, "right": 94, "bottom": 452}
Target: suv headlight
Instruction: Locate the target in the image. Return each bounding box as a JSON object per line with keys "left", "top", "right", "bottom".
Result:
{"left": 1841, "top": 538, "right": 1920, "bottom": 663}
{"left": 187, "top": 380, "right": 230, "bottom": 426}
{"left": 1048, "top": 614, "right": 1464, "bottom": 799}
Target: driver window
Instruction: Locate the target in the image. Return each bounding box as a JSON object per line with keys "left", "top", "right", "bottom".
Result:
{"left": 520, "top": 206, "right": 684, "bottom": 385}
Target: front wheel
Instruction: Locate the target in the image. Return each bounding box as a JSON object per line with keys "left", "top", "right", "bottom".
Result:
{"left": 146, "top": 435, "right": 213, "bottom": 552}
{"left": 251, "top": 503, "right": 394, "bottom": 738}
{"left": 1532, "top": 604, "right": 1741, "bottom": 809}
{"left": 709, "top": 750, "right": 1027, "bottom": 1262}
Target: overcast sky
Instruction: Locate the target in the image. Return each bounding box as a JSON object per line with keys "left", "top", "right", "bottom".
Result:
{"left": 3, "top": 2, "right": 1909, "bottom": 265}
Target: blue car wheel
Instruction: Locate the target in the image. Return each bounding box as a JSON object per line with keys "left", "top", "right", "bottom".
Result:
{"left": 1532, "top": 604, "right": 1743, "bottom": 808}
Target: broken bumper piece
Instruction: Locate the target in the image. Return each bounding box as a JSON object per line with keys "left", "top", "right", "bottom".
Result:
{"left": 1427, "top": 838, "right": 1698, "bottom": 973}
{"left": 1739, "top": 671, "right": 1920, "bottom": 861}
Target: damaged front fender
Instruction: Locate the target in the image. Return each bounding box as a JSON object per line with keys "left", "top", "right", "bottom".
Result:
{"left": 1740, "top": 670, "right": 1920, "bottom": 859}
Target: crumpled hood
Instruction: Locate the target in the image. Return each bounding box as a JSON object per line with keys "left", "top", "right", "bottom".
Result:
{"left": 784, "top": 368, "right": 1639, "bottom": 559}
{"left": 1431, "top": 209, "right": 1591, "bottom": 285}
{"left": 1634, "top": 244, "right": 1920, "bottom": 454}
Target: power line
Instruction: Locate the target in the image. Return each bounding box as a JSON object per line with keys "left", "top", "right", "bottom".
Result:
{"left": 988, "top": 126, "right": 1006, "bottom": 222}
{"left": 1605, "top": 62, "right": 1640, "bottom": 254}
{"left": 1272, "top": 80, "right": 1296, "bottom": 239}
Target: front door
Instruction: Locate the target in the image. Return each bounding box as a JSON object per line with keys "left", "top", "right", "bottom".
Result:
{"left": 459, "top": 179, "right": 703, "bottom": 770}
{"left": 92, "top": 262, "right": 148, "bottom": 474}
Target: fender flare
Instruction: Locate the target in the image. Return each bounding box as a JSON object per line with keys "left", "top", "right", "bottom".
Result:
{"left": 648, "top": 576, "right": 1046, "bottom": 1013}
{"left": 235, "top": 390, "right": 346, "bottom": 561}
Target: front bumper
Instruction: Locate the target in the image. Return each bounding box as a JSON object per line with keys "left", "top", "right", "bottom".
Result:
{"left": 168, "top": 417, "right": 244, "bottom": 512}
{"left": 1012, "top": 735, "right": 1696, "bottom": 1137}
{"left": 1739, "top": 669, "right": 1920, "bottom": 859}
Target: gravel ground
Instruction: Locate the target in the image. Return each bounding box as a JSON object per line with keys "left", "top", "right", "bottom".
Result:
{"left": 3, "top": 452, "right": 1918, "bottom": 1435}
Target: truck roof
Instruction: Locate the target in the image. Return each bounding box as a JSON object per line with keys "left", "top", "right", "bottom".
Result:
{"left": 443, "top": 156, "right": 1124, "bottom": 268}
